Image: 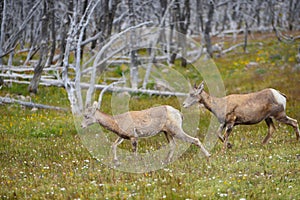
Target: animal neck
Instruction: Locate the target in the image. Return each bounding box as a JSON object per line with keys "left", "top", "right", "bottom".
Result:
{"left": 94, "top": 110, "right": 126, "bottom": 136}
{"left": 200, "top": 91, "right": 225, "bottom": 120}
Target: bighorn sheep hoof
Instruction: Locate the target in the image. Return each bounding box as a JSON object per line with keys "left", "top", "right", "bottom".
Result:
{"left": 204, "top": 151, "right": 211, "bottom": 158}
{"left": 227, "top": 142, "right": 232, "bottom": 149}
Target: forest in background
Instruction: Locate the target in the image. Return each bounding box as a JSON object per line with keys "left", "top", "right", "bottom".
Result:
{"left": 0, "top": 0, "right": 299, "bottom": 101}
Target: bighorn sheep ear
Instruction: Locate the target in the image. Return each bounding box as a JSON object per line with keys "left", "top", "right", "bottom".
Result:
{"left": 195, "top": 81, "right": 204, "bottom": 94}
{"left": 193, "top": 83, "right": 197, "bottom": 89}
{"left": 198, "top": 81, "right": 204, "bottom": 89}
{"left": 92, "top": 101, "right": 98, "bottom": 112}
{"left": 187, "top": 79, "right": 193, "bottom": 90}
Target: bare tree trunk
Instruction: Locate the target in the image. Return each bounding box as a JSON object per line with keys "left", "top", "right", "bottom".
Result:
{"left": 0, "top": 0, "right": 6, "bottom": 86}
{"left": 2, "top": 1, "right": 42, "bottom": 56}
{"left": 46, "top": 0, "right": 55, "bottom": 67}
{"left": 62, "top": 0, "right": 81, "bottom": 114}
{"left": 23, "top": 15, "right": 39, "bottom": 66}
{"left": 59, "top": 0, "right": 73, "bottom": 66}
{"left": 169, "top": 0, "right": 178, "bottom": 65}
{"left": 91, "top": 0, "right": 108, "bottom": 50}
{"left": 204, "top": 0, "right": 214, "bottom": 58}
{"left": 75, "top": 0, "right": 101, "bottom": 112}
{"left": 243, "top": 21, "right": 249, "bottom": 53}
{"left": 28, "top": 0, "right": 49, "bottom": 94}
{"left": 107, "top": 0, "right": 120, "bottom": 37}
{"left": 179, "top": 0, "right": 190, "bottom": 67}
{"left": 196, "top": 0, "right": 204, "bottom": 33}
{"left": 128, "top": 0, "right": 138, "bottom": 89}
{"left": 254, "top": 0, "right": 261, "bottom": 28}
{"left": 221, "top": 2, "right": 228, "bottom": 31}
{"left": 288, "top": 0, "right": 299, "bottom": 31}
{"left": 80, "top": 0, "right": 88, "bottom": 59}
{"left": 0, "top": 0, "right": 5, "bottom": 65}
{"left": 170, "top": 0, "right": 190, "bottom": 67}
{"left": 0, "top": 97, "right": 68, "bottom": 111}
{"left": 142, "top": 0, "right": 175, "bottom": 89}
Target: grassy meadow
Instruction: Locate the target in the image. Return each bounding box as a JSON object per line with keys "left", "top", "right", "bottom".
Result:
{"left": 1, "top": 33, "right": 300, "bottom": 199}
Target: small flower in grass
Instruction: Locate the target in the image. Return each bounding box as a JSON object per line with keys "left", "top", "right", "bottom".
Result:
{"left": 43, "top": 166, "right": 50, "bottom": 170}
{"left": 219, "top": 193, "right": 227, "bottom": 197}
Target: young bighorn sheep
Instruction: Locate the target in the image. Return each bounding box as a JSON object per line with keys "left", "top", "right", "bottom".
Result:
{"left": 183, "top": 81, "right": 300, "bottom": 151}
{"left": 81, "top": 102, "right": 211, "bottom": 164}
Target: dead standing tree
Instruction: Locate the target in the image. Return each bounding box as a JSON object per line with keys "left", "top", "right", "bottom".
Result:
{"left": 28, "top": 0, "right": 49, "bottom": 94}
{"left": 0, "top": 0, "right": 6, "bottom": 66}
{"left": 0, "top": 0, "right": 6, "bottom": 85}
{"left": 204, "top": 0, "right": 214, "bottom": 58}
{"left": 127, "top": 0, "right": 139, "bottom": 89}
{"left": 62, "top": 0, "right": 101, "bottom": 114}
{"left": 169, "top": 0, "right": 191, "bottom": 67}
{"left": 177, "top": 0, "right": 190, "bottom": 67}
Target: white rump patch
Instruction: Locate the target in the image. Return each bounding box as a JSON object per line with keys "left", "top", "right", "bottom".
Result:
{"left": 166, "top": 106, "right": 182, "bottom": 122}
{"left": 270, "top": 89, "right": 286, "bottom": 110}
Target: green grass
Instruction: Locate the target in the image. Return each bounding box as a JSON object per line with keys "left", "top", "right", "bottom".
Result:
{"left": 1, "top": 34, "right": 300, "bottom": 199}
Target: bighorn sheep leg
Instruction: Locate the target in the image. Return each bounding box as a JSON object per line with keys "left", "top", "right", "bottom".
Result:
{"left": 112, "top": 137, "right": 124, "bottom": 163}
{"left": 164, "top": 132, "right": 176, "bottom": 163}
{"left": 275, "top": 115, "right": 300, "bottom": 140}
{"left": 171, "top": 127, "right": 211, "bottom": 158}
{"left": 263, "top": 117, "right": 276, "bottom": 144}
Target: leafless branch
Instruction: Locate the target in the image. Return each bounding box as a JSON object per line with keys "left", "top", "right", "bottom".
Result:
{"left": 97, "top": 77, "right": 126, "bottom": 109}
{"left": 0, "top": 96, "right": 68, "bottom": 111}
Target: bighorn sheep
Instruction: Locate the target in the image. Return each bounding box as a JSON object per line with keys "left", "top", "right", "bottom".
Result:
{"left": 81, "top": 102, "right": 211, "bottom": 164}
{"left": 183, "top": 81, "right": 300, "bottom": 150}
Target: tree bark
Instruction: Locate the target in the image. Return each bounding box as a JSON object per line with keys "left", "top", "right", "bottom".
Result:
{"left": 0, "top": 96, "right": 68, "bottom": 111}
{"left": 128, "top": 0, "right": 138, "bottom": 89}
{"left": 0, "top": 0, "right": 5, "bottom": 65}
{"left": 243, "top": 21, "right": 249, "bottom": 53}
{"left": 28, "top": 0, "right": 49, "bottom": 94}
{"left": 59, "top": 0, "right": 73, "bottom": 66}
{"left": 196, "top": 0, "right": 204, "bottom": 33}
{"left": 0, "top": 0, "right": 6, "bottom": 85}
{"left": 107, "top": 0, "right": 120, "bottom": 37}
{"left": 169, "top": 0, "right": 178, "bottom": 65}
{"left": 204, "top": 0, "right": 214, "bottom": 58}
{"left": 179, "top": 0, "right": 190, "bottom": 67}
{"left": 80, "top": 0, "right": 88, "bottom": 59}
{"left": 46, "top": 0, "right": 56, "bottom": 67}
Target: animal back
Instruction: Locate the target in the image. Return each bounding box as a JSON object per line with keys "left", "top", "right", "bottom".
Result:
{"left": 113, "top": 106, "right": 168, "bottom": 137}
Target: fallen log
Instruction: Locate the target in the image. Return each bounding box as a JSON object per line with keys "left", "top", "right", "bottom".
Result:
{"left": 221, "top": 43, "right": 244, "bottom": 54}
{"left": 3, "top": 79, "right": 187, "bottom": 97}
{"left": 0, "top": 96, "right": 68, "bottom": 111}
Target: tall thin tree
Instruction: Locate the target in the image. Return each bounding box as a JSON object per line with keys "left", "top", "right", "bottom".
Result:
{"left": 28, "top": 0, "right": 49, "bottom": 94}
